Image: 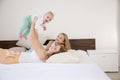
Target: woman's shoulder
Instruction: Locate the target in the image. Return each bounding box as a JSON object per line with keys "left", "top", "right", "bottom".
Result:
{"left": 49, "top": 40, "right": 54, "bottom": 43}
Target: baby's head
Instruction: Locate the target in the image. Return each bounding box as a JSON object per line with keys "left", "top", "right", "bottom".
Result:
{"left": 43, "top": 11, "right": 54, "bottom": 24}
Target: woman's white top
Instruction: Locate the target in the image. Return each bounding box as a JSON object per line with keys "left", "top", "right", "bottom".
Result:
{"left": 19, "top": 50, "right": 44, "bottom": 63}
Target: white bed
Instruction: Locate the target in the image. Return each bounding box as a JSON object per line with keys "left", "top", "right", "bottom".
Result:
{"left": 0, "top": 50, "right": 111, "bottom": 80}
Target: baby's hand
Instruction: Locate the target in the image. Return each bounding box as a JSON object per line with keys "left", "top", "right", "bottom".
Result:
{"left": 43, "top": 26, "right": 46, "bottom": 31}
{"left": 42, "top": 25, "right": 47, "bottom": 31}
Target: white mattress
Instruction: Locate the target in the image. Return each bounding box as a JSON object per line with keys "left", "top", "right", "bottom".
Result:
{"left": 0, "top": 50, "right": 111, "bottom": 80}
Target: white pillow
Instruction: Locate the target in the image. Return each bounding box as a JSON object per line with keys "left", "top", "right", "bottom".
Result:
{"left": 46, "top": 51, "right": 83, "bottom": 63}
{"left": 9, "top": 47, "right": 26, "bottom": 53}
{"left": 16, "top": 38, "right": 31, "bottom": 49}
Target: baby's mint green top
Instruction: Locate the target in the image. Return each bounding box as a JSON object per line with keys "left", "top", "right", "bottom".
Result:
{"left": 20, "top": 15, "right": 32, "bottom": 36}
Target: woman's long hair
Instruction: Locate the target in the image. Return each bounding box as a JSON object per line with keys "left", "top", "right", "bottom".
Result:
{"left": 61, "top": 33, "right": 71, "bottom": 51}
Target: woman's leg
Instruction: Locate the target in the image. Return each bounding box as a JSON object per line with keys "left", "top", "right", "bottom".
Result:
{"left": 0, "top": 48, "right": 20, "bottom": 64}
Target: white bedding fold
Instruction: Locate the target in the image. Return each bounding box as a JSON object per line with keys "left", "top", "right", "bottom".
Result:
{"left": 0, "top": 63, "right": 111, "bottom": 80}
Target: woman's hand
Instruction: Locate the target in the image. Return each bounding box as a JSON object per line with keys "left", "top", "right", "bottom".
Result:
{"left": 33, "top": 16, "right": 38, "bottom": 24}
{"left": 30, "top": 17, "right": 39, "bottom": 41}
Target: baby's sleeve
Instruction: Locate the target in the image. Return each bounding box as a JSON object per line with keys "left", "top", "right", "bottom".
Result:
{"left": 35, "top": 17, "right": 44, "bottom": 29}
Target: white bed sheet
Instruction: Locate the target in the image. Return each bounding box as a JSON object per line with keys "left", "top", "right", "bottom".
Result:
{"left": 0, "top": 50, "right": 111, "bottom": 80}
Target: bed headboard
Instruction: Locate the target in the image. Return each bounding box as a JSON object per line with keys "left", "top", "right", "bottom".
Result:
{"left": 44, "top": 38, "right": 95, "bottom": 51}
{"left": 0, "top": 40, "right": 18, "bottom": 49}
{"left": 0, "top": 39, "right": 95, "bottom": 50}
{"left": 69, "top": 39, "right": 95, "bottom": 50}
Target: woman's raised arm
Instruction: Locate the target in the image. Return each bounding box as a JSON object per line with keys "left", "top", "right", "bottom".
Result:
{"left": 30, "top": 18, "right": 48, "bottom": 61}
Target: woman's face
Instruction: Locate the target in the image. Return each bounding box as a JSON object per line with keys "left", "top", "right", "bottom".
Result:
{"left": 47, "top": 33, "right": 65, "bottom": 55}
{"left": 48, "top": 45, "right": 61, "bottom": 54}
{"left": 55, "top": 33, "right": 65, "bottom": 44}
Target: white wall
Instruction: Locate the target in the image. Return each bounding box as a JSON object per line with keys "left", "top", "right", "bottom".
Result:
{"left": 117, "top": 0, "right": 120, "bottom": 66}
{"left": 0, "top": 0, "right": 119, "bottom": 51}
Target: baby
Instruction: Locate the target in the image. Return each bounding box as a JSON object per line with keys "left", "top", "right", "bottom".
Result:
{"left": 19, "top": 11, "right": 54, "bottom": 39}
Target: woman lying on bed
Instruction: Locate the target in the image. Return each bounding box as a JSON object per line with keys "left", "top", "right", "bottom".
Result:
{"left": 0, "top": 18, "right": 71, "bottom": 64}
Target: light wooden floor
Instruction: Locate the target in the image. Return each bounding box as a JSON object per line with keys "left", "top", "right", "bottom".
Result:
{"left": 106, "top": 68, "right": 120, "bottom": 80}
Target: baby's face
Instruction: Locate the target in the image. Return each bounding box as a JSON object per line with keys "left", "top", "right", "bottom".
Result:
{"left": 43, "top": 13, "right": 53, "bottom": 24}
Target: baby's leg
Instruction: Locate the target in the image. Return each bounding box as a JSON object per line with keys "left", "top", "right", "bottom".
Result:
{"left": 19, "top": 15, "right": 32, "bottom": 39}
